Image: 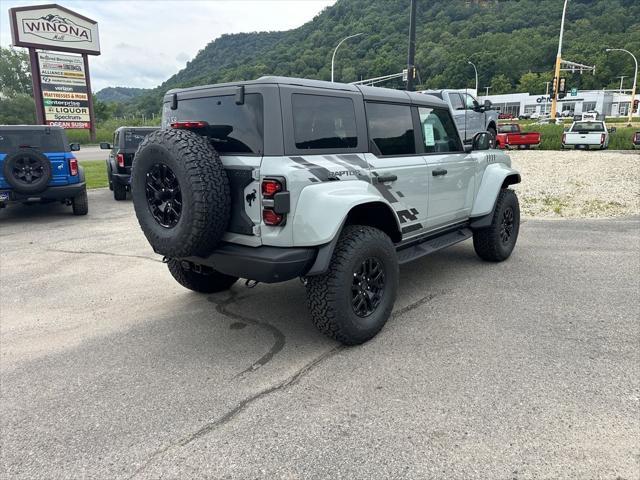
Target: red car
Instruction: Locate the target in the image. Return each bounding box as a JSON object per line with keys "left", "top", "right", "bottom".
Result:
{"left": 498, "top": 112, "right": 515, "bottom": 119}
{"left": 633, "top": 131, "right": 640, "bottom": 149}
{"left": 495, "top": 124, "right": 541, "bottom": 149}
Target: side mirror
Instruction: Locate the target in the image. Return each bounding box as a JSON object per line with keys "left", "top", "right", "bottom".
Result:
{"left": 472, "top": 132, "right": 491, "bottom": 151}
{"left": 69, "top": 143, "right": 81, "bottom": 151}
{"left": 564, "top": 127, "right": 570, "bottom": 132}
{"left": 99, "top": 142, "right": 112, "bottom": 150}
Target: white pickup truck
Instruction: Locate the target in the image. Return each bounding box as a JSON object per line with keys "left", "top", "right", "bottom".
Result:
{"left": 562, "top": 120, "right": 613, "bottom": 150}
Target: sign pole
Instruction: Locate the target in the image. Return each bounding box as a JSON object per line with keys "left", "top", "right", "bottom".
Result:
{"left": 28, "top": 47, "right": 45, "bottom": 125}
{"left": 82, "top": 53, "right": 97, "bottom": 142}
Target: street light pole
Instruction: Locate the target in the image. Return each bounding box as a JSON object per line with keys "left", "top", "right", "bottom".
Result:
{"left": 468, "top": 61, "right": 478, "bottom": 93}
{"left": 331, "top": 33, "right": 364, "bottom": 83}
{"left": 606, "top": 48, "right": 638, "bottom": 125}
{"left": 551, "top": 0, "right": 569, "bottom": 121}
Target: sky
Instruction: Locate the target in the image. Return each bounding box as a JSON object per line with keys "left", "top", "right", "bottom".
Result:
{"left": 0, "top": 0, "right": 336, "bottom": 91}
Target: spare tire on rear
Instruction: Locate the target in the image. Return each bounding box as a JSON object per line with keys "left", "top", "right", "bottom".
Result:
{"left": 2, "top": 148, "right": 52, "bottom": 195}
{"left": 131, "top": 128, "right": 230, "bottom": 258}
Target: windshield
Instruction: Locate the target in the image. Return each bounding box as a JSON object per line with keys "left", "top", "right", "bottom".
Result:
{"left": 165, "top": 93, "right": 264, "bottom": 155}
{"left": 124, "top": 129, "right": 156, "bottom": 149}
{"left": 571, "top": 122, "right": 604, "bottom": 133}
{"left": 0, "top": 129, "right": 67, "bottom": 153}
{"left": 498, "top": 125, "right": 520, "bottom": 133}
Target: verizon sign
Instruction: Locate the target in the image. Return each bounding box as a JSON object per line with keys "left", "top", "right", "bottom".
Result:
{"left": 10, "top": 5, "right": 100, "bottom": 55}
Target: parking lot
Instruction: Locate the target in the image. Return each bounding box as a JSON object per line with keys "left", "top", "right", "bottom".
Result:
{"left": 1, "top": 187, "right": 639, "bottom": 478}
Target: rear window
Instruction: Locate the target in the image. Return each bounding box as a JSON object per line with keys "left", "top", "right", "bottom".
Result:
{"left": 292, "top": 94, "right": 358, "bottom": 150}
{"left": 498, "top": 125, "right": 520, "bottom": 133}
{"left": 169, "top": 93, "right": 264, "bottom": 155}
{"left": 0, "top": 129, "right": 67, "bottom": 153}
{"left": 571, "top": 122, "right": 604, "bottom": 133}
{"left": 123, "top": 129, "right": 156, "bottom": 149}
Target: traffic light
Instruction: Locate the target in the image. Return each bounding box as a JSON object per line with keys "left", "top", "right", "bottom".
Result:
{"left": 558, "top": 77, "right": 567, "bottom": 99}
{"left": 551, "top": 77, "right": 557, "bottom": 97}
{"left": 634, "top": 99, "right": 639, "bottom": 114}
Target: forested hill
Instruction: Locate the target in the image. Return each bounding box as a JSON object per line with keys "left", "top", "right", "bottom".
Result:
{"left": 127, "top": 0, "right": 640, "bottom": 115}
{"left": 96, "top": 86, "right": 148, "bottom": 103}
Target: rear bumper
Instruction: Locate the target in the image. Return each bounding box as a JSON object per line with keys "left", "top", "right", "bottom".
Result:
{"left": 503, "top": 143, "right": 540, "bottom": 150}
{"left": 0, "top": 182, "right": 86, "bottom": 203}
{"left": 562, "top": 144, "right": 605, "bottom": 150}
{"left": 112, "top": 173, "right": 131, "bottom": 187}
{"left": 182, "top": 243, "right": 317, "bottom": 283}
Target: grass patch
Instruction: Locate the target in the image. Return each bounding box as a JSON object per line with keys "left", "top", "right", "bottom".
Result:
{"left": 541, "top": 195, "right": 569, "bottom": 215}
{"left": 80, "top": 160, "right": 108, "bottom": 189}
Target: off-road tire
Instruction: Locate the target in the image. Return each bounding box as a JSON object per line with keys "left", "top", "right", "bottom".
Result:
{"left": 473, "top": 188, "right": 519, "bottom": 262}
{"left": 305, "top": 225, "right": 398, "bottom": 346}
{"left": 487, "top": 126, "right": 497, "bottom": 149}
{"left": 2, "top": 148, "right": 52, "bottom": 195}
{"left": 113, "top": 181, "right": 127, "bottom": 201}
{"left": 167, "top": 259, "right": 238, "bottom": 293}
{"left": 72, "top": 188, "right": 89, "bottom": 216}
{"left": 131, "top": 129, "right": 230, "bottom": 258}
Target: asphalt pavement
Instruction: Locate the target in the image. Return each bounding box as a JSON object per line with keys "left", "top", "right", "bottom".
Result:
{"left": 1, "top": 189, "right": 638, "bottom": 479}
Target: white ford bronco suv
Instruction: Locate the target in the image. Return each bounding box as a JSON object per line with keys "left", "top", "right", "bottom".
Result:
{"left": 131, "top": 77, "right": 521, "bottom": 345}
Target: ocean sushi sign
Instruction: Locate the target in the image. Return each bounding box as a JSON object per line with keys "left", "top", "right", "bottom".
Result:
{"left": 10, "top": 4, "right": 100, "bottom": 55}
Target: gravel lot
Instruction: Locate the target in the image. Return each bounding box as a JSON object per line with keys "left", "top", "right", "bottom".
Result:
{"left": 510, "top": 150, "right": 640, "bottom": 218}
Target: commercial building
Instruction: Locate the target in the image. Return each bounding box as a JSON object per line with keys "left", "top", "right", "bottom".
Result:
{"left": 481, "top": 90, "right": 634, "bottom": 117}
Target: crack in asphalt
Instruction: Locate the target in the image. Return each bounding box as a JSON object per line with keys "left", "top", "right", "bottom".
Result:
{"left": 208, "top": 289, "right": 286, "bottom": 376}
{"left": 45, "top": 248, "right": 162, "bottom": 263}
{"left": 126, "top": 289, "right": 443, "bottom": 478}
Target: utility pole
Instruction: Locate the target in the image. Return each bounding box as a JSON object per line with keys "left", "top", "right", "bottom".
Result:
{"left": 606, "top": 48, "right": 638, "bottom": 125}
{"left": 551, "top": 0, "right": 569, "bottom": 121}
{"left": 406, "top": 0, "right": 417, "bottom": 91}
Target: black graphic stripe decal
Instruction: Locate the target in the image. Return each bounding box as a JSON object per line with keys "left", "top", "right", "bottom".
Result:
{"left": 336, "top": 154, "right": 370, "bottom": 169}
{"left": 402, "top": 223, "right": 423, "bottom": 234}
{"left": 289, "top": 156, "right": 333, "bottom": 182}
{"left": 397, "top": 208, "right": 420, "bottom": 224}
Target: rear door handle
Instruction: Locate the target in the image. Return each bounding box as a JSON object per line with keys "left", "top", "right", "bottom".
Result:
{"left": 432, "top": 168, "right": 448, "bottom": 177}
{"left": 373, "top": 174, "right": 398, "bottom": 183}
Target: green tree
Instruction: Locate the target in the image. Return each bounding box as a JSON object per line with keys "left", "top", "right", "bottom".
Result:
{"left": 490, "top": 74, "right": 513, "bottom": 95}
{"left": 0, "top": 94, "right": 36, "bottom": 124}
{"left": 0, "top": 46, "right": 32, "bottom": 96}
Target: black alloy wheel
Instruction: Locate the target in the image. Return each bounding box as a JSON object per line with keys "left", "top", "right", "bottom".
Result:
{"left": 12, "top": 155, "right": 46, "bottom": 185}
{"left": 351, "top": 257, "right": 385, "bottom": 317}
{"left": 145, "top": 163, "right": 182, "bottom": 228}
{"left": 500, "top": 207, "right": 515, "bottom": 243}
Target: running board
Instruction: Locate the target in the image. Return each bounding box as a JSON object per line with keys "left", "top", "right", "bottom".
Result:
{"left": 396, "top": 228, "right": 473, "bottom": 265}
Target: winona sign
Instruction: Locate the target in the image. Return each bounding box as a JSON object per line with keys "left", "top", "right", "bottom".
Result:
{"left": 22, "top": 14, "right": 92, "bottom": 43}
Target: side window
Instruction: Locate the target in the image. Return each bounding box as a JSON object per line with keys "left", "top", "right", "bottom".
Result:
{"left": 365, "top": 103, "right": 416, "bottom": 156}
{"left": 463, "top": 94, "right": 478, "bottom": 110}
{"left": 418, "top": 107, "right": 464, "bottom": 154}
{"left": 113, "top": 132, "right": 119, "bottom": 150}
{"left": 449, "top": 93, "right": 464, "bottom": 110}
{"left": 291, "top": 94, "right": 357, "bottom": 150}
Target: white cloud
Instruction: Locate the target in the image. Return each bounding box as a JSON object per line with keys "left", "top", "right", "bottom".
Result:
{"left": 0, "top": 0, "right": 336, "bottom": 91}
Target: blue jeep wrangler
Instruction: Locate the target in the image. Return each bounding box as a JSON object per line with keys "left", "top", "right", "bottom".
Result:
{"left": 0, "top": 126, "right": 88, "bottom": 215}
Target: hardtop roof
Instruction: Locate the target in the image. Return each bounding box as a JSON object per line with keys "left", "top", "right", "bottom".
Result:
{"left": 164, "top": 76, "right": 447, "bottom": 108}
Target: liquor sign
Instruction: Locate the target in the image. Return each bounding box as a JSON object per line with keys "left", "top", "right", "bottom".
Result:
{"left": 9, "top": 4, "right": 100, "bottom": 139}
{"left": 39, "top": 52, "right": 90, "bottom": 129}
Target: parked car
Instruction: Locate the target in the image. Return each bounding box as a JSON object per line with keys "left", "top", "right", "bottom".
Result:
{"left": 0, "top": 125, "right": 87, "bottom": 214}
{"left": 131, "top": 76, "right": 521, "bottom": 345}
{"left": 495, "top": 124, "right": 541, "bottom": 149}
{"left": 499, "top": 112, "right": 515, "bottom": 120}
{"left": 419, "top": 89, "right": 498, "bottom": 145}
{"left": 562, "top": 120, "right": 612, "bottom": 150}
{"left": 633, "top": 131, "right": 640, "bottom": 149}
{"left": 100, "top": 126, "right": 159, "bottom": 200}
{"left": 560, "top": 110, "right": 575, "bottom": 118}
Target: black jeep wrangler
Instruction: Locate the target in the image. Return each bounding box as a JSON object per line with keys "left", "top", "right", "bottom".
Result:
{"left": 100, "top": 127, "right": 159, "bottom": 200}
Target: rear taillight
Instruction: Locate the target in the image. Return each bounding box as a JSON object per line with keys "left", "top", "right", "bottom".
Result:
{"left": 69, "top": 157, "right": 78, "bottom": 176}
{"left": 170, "top": 121, "right": 209, "bottom": 129}
{"left": 562, "top": 133, "right": 566, "bottom": 144}
{"left": 261, "top": 177, "right": 288, "bottom": 227}
{"left": 117, "top": 153, "right": 125, "bottom": 168}
{"left": 263, "top": 209, "right": 284, "bottom": 226}
{"left": 600, "top": 134, "right": 605, "bottom": 145}
{"left": 262, "top": 179, "right": 283, "bottom": 198}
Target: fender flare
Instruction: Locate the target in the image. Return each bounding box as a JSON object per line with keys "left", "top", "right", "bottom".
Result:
{"left": 292, "top": 181, "right": 400, "bottom": 247}
{"left": 470, "top": 163, "right": 520, "bottom": 220}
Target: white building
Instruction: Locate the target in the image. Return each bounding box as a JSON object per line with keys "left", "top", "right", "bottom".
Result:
{"left": 480, "top": 90, "right": 634, "bottom": 117}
